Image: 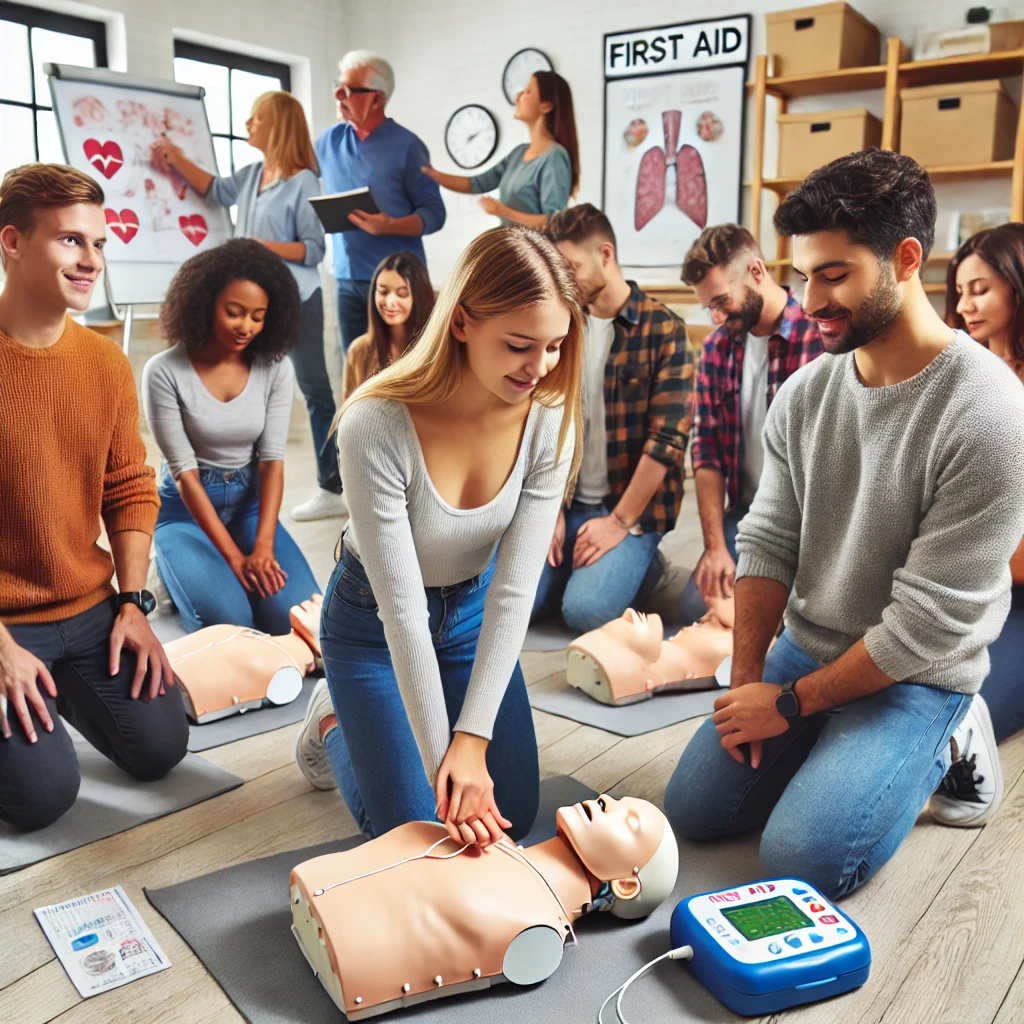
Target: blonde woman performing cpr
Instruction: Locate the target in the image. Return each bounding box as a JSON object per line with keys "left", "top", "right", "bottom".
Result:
{"left": 296, "top": 227, "right": 584, "bottom": 846}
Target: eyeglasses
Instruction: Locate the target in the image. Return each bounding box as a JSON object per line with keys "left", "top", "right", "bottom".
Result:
{"left": 332, "top": 81, "right": 379, "bottom": 97}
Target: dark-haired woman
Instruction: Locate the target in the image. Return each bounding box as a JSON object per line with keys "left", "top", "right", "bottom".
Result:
{"left": 930, "top": 223, "right": 1024, "bottom": 826}
{"left": 343, "top": 251, "right": 434, "bottom": 401}
{"left": 142, "top": 239, "right": 320, "bottom": 635}
{"left": 422, "top": 72, "right": 578, "bottom": 229}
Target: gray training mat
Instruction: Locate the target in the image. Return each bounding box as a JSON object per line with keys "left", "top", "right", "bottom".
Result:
{"left": 529, "top": 677, "right": 722, "bottom": 737}
{"left": 523, "top": 616, "right": 583, "bottom": 651}
{"left": 0, "top": 728, "right": 243, "bottom": 874}
{"left": 145, "top": 774, "right": 767, "bottom": 1024}
{"left": 148, "top": 613, "right": 319, "bottom": 753}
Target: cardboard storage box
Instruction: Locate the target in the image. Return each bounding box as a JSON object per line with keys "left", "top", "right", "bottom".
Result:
{"left": 777, "top": 108, "right": 882, "bottom": 179}
{"left": 900, "top": 80, "right": 1017, "bottom": 167}
{"left": 914, "top": 20, "right": 1024, "bottom": 61}
{"left": 766, "top": 2, "right": 881, "bottom": 77}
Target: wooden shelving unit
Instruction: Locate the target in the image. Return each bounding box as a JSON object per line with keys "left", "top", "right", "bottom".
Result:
{"left": 747, "top": 38, "right": 1024, "bottom": 265}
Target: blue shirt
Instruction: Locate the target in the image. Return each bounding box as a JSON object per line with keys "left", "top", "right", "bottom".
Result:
{"left": 315, "top": 119, "right": 446, "bottom": 281}
{"left": 207, "top": 163, "right": 325, "bottom": 302}
{"left": 470, "top": 143, "right": 572, "bottom": 226}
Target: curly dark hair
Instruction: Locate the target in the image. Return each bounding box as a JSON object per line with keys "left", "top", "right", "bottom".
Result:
{"left": 159, "top": 238, "right": 301, "bottom": 363}
{"left": 774, "top": 148, "right": 936, "bottom": 270}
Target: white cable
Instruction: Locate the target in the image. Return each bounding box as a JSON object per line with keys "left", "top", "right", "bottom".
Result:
{"left": 597, "top": 945, "right": 693, "bottom": 1024}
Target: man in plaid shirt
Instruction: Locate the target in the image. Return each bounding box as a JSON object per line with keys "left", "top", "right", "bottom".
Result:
{"left": 534, "top": 204, "right": 693, "bottom": 633}
{"left": 679, "top": 224, "right": 822, "bottom": 623}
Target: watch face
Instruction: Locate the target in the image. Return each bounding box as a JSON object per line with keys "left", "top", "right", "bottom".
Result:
{"left": 776, "top": 690, "right": 799, "bottom": 718}
{"left": 140, "top": 590, "right": 157, "bottom": 615}
{"left": 502, "top": 48, "right": 553, "bottom": 105}
{"left": 444, "top": 104, "right": 499, "bottom": 170}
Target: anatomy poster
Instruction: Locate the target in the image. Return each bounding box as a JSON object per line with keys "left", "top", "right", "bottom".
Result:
{"left": 603, "top": 16, "right": 750, "bottom": 268}
{"left": 49, "top": 77, "right": 230, "bottom": 263}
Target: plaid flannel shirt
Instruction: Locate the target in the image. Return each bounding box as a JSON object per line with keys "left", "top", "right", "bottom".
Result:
{"left": 600, "top": 282, "right": 694, "bottom": 534}
{"left": 691, "top": 287, "right": 822, "bottom": 510}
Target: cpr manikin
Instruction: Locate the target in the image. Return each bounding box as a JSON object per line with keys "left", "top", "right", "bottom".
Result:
{"left": 289, "top": 794, "right": 679, "bottom": 1019}
{"left": 165, "top": 593, "right": 323, "bottom": 723}
{"left": 566, "top": 599, "right": 736, "bottom": 706}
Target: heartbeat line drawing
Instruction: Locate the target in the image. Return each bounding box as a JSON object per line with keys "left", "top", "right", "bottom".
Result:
{"left": 634, "top": 111, "right": 707, "bottom": 232}
{"left": 83, "top": 139, "right": 124, "bottom": 179}
{"left": 105, "top": 208, "right": 139, "bottom": 243}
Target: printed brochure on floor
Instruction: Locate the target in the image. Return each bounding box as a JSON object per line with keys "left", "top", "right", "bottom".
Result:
{"left": 34, "top": 885, "right": 171, "bottom": 997}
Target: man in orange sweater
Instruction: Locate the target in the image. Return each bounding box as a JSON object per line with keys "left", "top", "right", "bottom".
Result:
{"left": 0, "top": 163, "right": 187, "bottom": 831}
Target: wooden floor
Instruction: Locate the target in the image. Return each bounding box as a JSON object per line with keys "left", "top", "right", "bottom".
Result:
{"left": 2, "top": 432, "right": 1022, "bottom": 1024}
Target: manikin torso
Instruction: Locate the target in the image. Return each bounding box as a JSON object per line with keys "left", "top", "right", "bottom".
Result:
{"left": 567, "top": 600, "right": 736, "bottom": 705}
{"left": 290, "top": 795, "right": 678, "bottom": 1020}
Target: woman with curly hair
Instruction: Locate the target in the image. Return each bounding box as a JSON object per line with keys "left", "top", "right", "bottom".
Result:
{"left": 141, "top": 238, "right": 320, "bottom": 635}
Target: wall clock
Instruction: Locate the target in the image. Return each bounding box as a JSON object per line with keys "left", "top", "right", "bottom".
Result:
{"left": 502, "top": 48, "right": 554, "bottom": 105}
{"left": 444, "top": 104, "right": 499, "bottom": 169}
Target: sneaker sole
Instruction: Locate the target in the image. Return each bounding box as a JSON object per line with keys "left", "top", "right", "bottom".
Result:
{"left": 931, "top": 696, "right": 1004, "bottom": 828}
{"left": 294, "top": 684, "right": 338, "bottom": 791}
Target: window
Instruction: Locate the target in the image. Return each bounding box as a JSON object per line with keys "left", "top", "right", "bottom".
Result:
{"left": 173, "top": 41, "right": 291, "bottom": 178}
{"left": 0, "top": 1, "right": 107, "bottom": 170}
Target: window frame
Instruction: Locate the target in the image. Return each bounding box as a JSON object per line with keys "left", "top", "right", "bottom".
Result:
{"left": 0, "top": 0, "right": 108, "bottom": 159}
{"left": 173, "top": 40, "right": 292, "bottom": 175}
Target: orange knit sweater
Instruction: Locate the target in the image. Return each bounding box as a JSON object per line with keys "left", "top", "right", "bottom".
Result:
{"left": 0, "top": 317, "right": 159, "bottom": 624}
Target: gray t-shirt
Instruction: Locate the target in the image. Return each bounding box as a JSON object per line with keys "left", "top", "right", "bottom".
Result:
{"left": 337, "top": 396, "right": 573, "bottom": 778}
{"left": 142, "top": 344, "right": 295, "bottom": 477}
{"left": 470, "top": 143, "right": 572, "bottom": 224}
{"left": 577, "top": 314, "right": 616, "bottom": 504}
{"left": 736, "top": 331, "right": 1024, "bottom": 695}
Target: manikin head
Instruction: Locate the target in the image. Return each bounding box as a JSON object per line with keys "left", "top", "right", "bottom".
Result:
{"left": 545, "top": 203, "right": 623, "bottom": 310}
{"left": 947, "top": 222, "right": 1024, "bottom": 370}
{"left": 557, "top": 794, "right": 679, "bottom": 920}
{"left": 0, "top": 163, "right": 106, "bottom": 315}
{"left": 334, "top": 50, "right": 393, "bottom": 128}
{"left": 568, "top": 609, "right": 663, "bottom": 703}
{"left": 774, "top": 148, "right": 936, "bottom": 355}
{"left": 682, "top": 223, "right": 773, "bottom": 333}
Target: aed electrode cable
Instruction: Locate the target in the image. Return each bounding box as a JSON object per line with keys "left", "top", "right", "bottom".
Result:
{"left": 597, "top": 945, "right": 694, "bottom": 1024}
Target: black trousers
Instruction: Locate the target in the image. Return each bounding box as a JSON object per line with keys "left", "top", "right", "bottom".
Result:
{"left": 0, "top": 597, "right": 188, "bottom": 831}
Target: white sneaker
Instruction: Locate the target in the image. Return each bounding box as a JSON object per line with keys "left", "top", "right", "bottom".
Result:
{"left": 929, "top": 695, "right": 1003, "bottom": 828}
{"left": 291, "top": 487, "right": 344, "bottom": 522}
{"left": 146, "top": 557, "right": 175, "bottom": 615}
{"left": 295, "top": 678, "right": 338, "bottom": 791}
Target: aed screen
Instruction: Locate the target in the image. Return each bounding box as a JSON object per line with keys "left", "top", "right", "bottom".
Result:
{"left": 720, "top": 896, "right": 814, "bottom": 941}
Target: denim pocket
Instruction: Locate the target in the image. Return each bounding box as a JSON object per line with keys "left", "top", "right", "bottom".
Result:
{"left": 332, "top": 565, "right": 379, "bottom": 612}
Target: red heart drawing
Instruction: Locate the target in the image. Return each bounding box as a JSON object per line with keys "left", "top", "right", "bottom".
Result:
{"left": 83, "top": 139, "right": 123, "bottom": 179}
{"left": 179, "top": 214, "right": 208, "bottom": 247}
{"left": 105, "top": 208, "right": 139, "bottom": 243}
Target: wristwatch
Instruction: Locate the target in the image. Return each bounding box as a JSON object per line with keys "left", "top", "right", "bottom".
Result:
{"left": 117, "top": 590, "right": 156, "bottom": 616}
{"left": 775, "top": 680, "right": 802, "bottom": 719}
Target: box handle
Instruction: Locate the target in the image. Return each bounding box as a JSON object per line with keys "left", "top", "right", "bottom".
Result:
{"left": 810, "top": 122, "right": 832, "bottom": 133}
{"left": 938, "top": 97, "right": 961, "bottom": 110}
{"left": 795, "top": 17, "right": 815, "bottom": 29}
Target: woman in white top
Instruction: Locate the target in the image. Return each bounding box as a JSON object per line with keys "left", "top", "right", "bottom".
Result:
{"left": 296, "top": 227, "right": 584, "bottom": 845}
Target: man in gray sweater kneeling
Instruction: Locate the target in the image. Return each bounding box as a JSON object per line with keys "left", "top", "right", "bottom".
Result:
{"left": 663, "top": 149, "right": 1024, "bottom": 900}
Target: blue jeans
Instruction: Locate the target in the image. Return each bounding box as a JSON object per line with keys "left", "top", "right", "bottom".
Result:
{"left": 980, "top": 585, "right": 1024, "bottom": 744}
{"left": 664, "top": 630, "right": 971, "bottom": 901}
{"left": 154, "top": 463, "right": 320, "bottom": 635}
{"left": 336, "top": 278, "right": 371, "bottom": 354}
{"left": 530, "top": 500, "right": 663, "bottom": 634}
{"left": 320, "top": 544, "right": 540, "bottom": 841}
{"left": 679, "top": 500, "right": 750, "bottom": 623}
{"left": 289, "top": 289, "right": 340, "bottom": 494}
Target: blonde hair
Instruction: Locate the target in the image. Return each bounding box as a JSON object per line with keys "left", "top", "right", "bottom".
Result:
{"left": 338, "top": 226, "right": 584, "bottom": 495}
{"left": 251, "top": 91, "right": 318, "bottom": 180}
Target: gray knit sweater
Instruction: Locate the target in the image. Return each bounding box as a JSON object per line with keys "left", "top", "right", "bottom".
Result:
{"left": 337, "top": 397, "right": 573, "bottom": 778}
{"left": 736, "top": 331, "right": 1024, "bottom": 694}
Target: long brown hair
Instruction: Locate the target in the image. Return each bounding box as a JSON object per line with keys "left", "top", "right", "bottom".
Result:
{"left": 946, "top": 223, "right": 1024, "bottom": 367}
{"left": 335, "top": 226, "right": 585, "bottom": 493}
{"left": 251, "top": 91, "right": 319, "bottom": 180}
{"left": 534, "top": 71, "right": 579, "bottom": 197}
{"left": 366, "top": 251, "right": 434, "bottom": 372}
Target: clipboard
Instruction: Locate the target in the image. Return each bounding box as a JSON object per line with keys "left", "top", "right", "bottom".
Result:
{"left": 308, "top": 188, "right": 381, "bottom": 232}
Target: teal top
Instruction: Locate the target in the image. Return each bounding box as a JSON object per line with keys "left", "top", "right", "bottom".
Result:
{"left": 470, "top": 143, "right": 572, "bottom": 224}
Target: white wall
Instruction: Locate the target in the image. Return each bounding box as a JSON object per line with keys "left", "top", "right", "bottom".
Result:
{"left": 341, "top": 0, "right": 1024, "bottom": 297}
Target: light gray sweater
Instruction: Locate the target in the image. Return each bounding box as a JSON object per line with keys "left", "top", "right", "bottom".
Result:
{"left": 337, "top": 397, "right": 573, "bottom": 779}
{"left": 736, "top": 331, "right": 1024, "bottom": 694}
{"left": 142, "top": 345, "right": 295, "bottom": 477}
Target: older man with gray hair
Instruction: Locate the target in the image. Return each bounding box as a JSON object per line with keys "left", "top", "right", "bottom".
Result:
{"left": 316, "top": 50, "right": 446, "bottom": 353}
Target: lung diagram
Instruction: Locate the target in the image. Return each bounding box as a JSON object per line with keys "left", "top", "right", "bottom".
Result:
{"left": 634, "top": 110, "right": 707, "bottom": 232}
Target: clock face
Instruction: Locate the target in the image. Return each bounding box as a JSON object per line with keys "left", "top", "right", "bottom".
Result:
{"left": 444, "top": 104, "right": 499, "bottom": 170}
{"left": 503, "top": 48, "right": 554, "bottom": 105}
